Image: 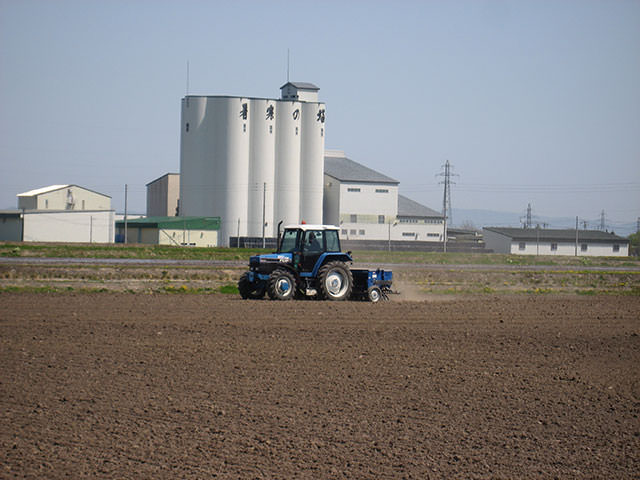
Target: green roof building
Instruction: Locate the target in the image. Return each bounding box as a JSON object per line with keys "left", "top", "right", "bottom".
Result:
{"left": 115, "top": 216, "right": 220, "bottom": 246}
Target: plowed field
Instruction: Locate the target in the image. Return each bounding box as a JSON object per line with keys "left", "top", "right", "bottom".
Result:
{"left": 1, "top": 293, "right": 639, "bottom": 478}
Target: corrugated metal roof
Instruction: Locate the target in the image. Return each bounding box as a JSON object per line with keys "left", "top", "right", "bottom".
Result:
{"left": 397, "top": 195, "right": 443, "bottom": 218}
{"left": 116, "top": 216, "right": 220, "bottom": 231}
{"left": 280, "top": 82, "right": 320, "bottom": 91}
{"left": 17, "top": 185, "right": 69, "bottom": 197}
{"left": 17, "top": 184, "right": 111, "bottom": 199}
{"left": 324, "top": 155, "right": 399, "bottom": 184}
{"left": 483, "top": 227, "right": 629, "bottom": 243}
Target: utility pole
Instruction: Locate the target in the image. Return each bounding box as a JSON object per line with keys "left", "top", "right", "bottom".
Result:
{"left": 438, "top": 160, "right": 457, "bottom": 253}
{"left": 575, "top": 216, "right": 579, "bottom": 256}
{"left": 262, "top": 182, "right": 266, "bottom": 249}
{"left": 526, "top": 203, "right": 532, "bottom": 229}
{"left": 600, "top": 210, "right": 606, "bottom": 231}
{"left": 124, "top": 184, "right": 128, "bottom": 244}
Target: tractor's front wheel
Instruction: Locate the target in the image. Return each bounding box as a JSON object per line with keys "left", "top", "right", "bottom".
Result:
{"left": 267, "top": 269, "right": 296, "bottom": 300}
{"left": 318, "top": 261, "right": 353, "bottom": 301}
{"left": 238, "top": 272, "right": 266, "bottom": 299}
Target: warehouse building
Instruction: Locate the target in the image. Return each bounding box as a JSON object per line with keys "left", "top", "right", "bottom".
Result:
{"left": 324, "top": 150, "right": 445, "bottom": 242}
{"left": 483, "top": 227, "right": 629, "bottom": 257}
{"left": 0, "top": 185, "right": 114, "bottom": 243}
{"left": 179, "top": 82, "right": 325, "bottom": 246}
{"left": 115, "top": 216, "right": 220, "bottom": 247}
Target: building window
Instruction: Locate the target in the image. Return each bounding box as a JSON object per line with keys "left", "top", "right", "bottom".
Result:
{"left": 243, "top": 123, "right": 247, "bottom": 132}
{"left": 341, "top": 229, "right": 347, "bottom": 235}
{"left": 45, "top": 199, "right": 48, "bottom": 209}
{"left": 350, "top": 214, "right": 357, "bottom": 223}
{"left": 350, "top": 229, "right": 356, "bottom": 235}
{"left": 359, "top": 229, "right": 365, "bottom": 235}
{"left": 518, "top": 242, "right": 526, "bottom": 251}
{"left": 321, "top": 128, "right": 324, "bottom": 137}
{"left": 269, "top": 125, "right": 273, "bottom": 134}
{"left": 82, "top": 200, "right": 85, "bottom": 210}
{"left": 185, "top": 123, "right": 189, "bottom": 132}
{"left": 581, "top": 243, "right": 588, "bottom": 252}
{"left": 427, "top": 233, "right": 439, "bottom": 237}
{"left": 375, "top": 189, "right": 389, "bottom": 193}
{"left": 378, "top": 215, "right": 385, "bottom": 224}
{"left": 551, "top": 243, "right": 558, "bottom": 251}
{"left": 295, "top": 126, "right": 298, "bottom": 135}
{"left": 613, "top": 244, "right": 620, "bottom": 252}
{"left": 402, "top": 232, "right": 415, "bottom": 237}
{"left": 347, "top": 187, "right": 361, "bottom": 193}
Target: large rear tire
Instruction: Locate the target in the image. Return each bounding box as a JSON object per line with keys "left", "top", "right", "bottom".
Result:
{"left": 318, "top": 261, "right": 353, "bottom": 301}
{"left": 267, "top": 269, "right": 296, "bottom": 301}
{"left": 238, "top": 272, "right": 266, "bottom": 299}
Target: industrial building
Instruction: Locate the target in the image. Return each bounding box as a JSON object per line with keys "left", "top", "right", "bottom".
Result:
{"left": 0, "top": 185, "right": 114, "bottom": 243}
{"left": 483, "top": 227, "right": 629, "bottom": 256}
{"left": 146, "top": 173, "right": 180, "bottom": 217}
{"left": 115, "top": 216, "right": 219, "bottom": 247}
{"left": 179, "top": 82, "right": 325, "bottom": 246}
{"left": 323, "top": 150, "right": 444, "bottom": 242}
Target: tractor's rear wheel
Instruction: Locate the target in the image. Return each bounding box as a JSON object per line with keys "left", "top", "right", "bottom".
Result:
{"left": 267, "top": 269, "right": 296, "bottom": 300}
{"left": 238, "top": 272, "right": 266, "bottom": 299}
{"left": 318, "top": 261, "right": 353, "bottom": 301}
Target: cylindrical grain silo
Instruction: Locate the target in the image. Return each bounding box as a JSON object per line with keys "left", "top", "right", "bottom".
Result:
{"left": 274, "top": 100, "right": 302, "bottom": 227}
{"left": 217, "top": 97, "right": 250, "bottom": 246}
{"left": 299, "top": 102, "right": 325, "bottom": 224}
{"left": 180, "top": 96, "right": 214, "bottom": 218}
{"left": 180, "top": 96, "right": 250, "bottom": 246}
{"left": 248, "top": 99, "right": 276, "bottom": 238}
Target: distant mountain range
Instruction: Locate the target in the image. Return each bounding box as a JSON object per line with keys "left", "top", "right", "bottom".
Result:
{"left": 452, "top": 208, "right": 638, "bottom": 238}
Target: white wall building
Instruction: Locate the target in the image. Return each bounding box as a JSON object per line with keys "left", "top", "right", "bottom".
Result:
{"left": 179, "top": 82, "right": 326, "bottom": 246}
{"left": 323, "top": 151, "right": 444, "bottom": 241}
{"left": 18, "top": 185, "right": 111, "bottom": 211}
{"left": 146, "top": 173, "right": 180, "bottom": 217}
{"left": 483, "top": 227, "right": 629, "bottom": 256}
{"left": 0, "top": 185, "right": 115, "bottom": 243}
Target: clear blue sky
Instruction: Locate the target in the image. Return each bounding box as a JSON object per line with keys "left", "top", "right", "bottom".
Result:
{"left": 1, "top": 0, "right": 639, "bottom": 232}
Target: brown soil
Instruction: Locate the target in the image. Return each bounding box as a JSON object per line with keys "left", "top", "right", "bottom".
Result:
{"left": 1, "top": 293, "right": 639, "bottom": 478}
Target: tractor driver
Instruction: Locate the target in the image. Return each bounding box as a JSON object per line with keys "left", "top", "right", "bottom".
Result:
{"left": 306, "top": 231, "right": 322, "bottom": 252}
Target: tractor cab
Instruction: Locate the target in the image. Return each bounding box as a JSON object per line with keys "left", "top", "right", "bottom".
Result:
{"left": 278, "top": 225, "right": 343, "bottom": 273}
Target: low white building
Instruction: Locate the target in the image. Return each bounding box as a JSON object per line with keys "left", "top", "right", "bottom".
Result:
{"left": 323, "top": 150, "right": 444, "bottom": 241}
{"left": 18, "top": 185, "right": 111, "bottom": 211}
{"left": 0, "top": 185, "right": 115, "bottom": 243}
{"left": 483, "top": 227, "right": 629, "bottom": 256}
{"left": 115, "top": 216, "right": 219, "bottom": 247}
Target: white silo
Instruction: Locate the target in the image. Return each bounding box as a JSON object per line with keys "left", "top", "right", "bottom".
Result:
{"left": 180, "top": 96, "right": 250, "bottom": 246}
{"left": 274, "top": 100, "right": 302, "bottom": 228}
{"left": 299, "top": 102, "right": 325, "bottom": 224}
{"left": 219, "top": 97, "right": 250, "bottom": 245}
{"left": 180, "top": 96, "right": 214, "bottom": 217}
{"left": 248, "top": 99, "right": 276, "bottom": 238}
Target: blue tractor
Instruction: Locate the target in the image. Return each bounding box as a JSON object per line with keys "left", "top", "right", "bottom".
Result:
{"left": 238, "top": 224, "right": 393, "bottom": 302}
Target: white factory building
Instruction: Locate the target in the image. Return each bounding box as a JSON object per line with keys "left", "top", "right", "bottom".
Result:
{"left": 0, "top": 185, "right": 114, "bottom": 243}
{"left": 323, "top": 151, "right": 445, "bottom": 242}
{"left": 179, "top": 82, "right": 325, "bottom": 246}
{"left": 483, "top": 227, "right": 630, "bottom": 257}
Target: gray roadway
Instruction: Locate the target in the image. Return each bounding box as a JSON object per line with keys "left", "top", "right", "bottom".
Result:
{"left": 1, "top": 257, "right": 638, "bottom": 272}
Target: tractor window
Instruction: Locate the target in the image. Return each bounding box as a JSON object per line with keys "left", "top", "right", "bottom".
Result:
{"left": 325, "top": 230, "right": 340, "bottom": 252}
{"left": 279, "top": 230, "right": 299, "bottom": 253}
{"left": 303, "top": 230, "right": 324, "bottom": 253}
